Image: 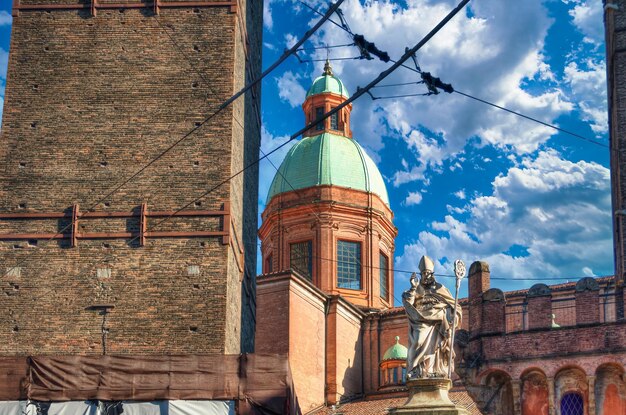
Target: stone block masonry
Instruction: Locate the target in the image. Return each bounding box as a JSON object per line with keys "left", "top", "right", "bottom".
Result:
{"left": 0, "top": 0, "right": 262, "bottom": 355}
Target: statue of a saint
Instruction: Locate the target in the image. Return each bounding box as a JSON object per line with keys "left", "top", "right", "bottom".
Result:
{"left": 402, "top": 255, "right": 461, "bottom": 380}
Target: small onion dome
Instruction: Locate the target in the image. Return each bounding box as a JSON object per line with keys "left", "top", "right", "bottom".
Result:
{"left": 306, "top": 61, "right": 349, "bottom": 99}
{"left": 266, "top": 132, "right": 389, "bottom": 206}
{"left": 382, "top": 336, "right": 408, "bottom": 361}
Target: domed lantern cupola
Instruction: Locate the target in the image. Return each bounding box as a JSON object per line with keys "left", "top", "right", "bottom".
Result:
{"left": 302, "top": 60, "right": 352, "bottom": 138}
{"left": 380, "top": 336, "right": 408, "bottom": 388}
{"left": 258, "top": 63, "right": 397, "bottom": 309}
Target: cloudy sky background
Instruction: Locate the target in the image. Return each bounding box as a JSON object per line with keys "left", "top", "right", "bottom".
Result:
{"left": 0, "top": 1, "right": 611, "bottom": 303}
{"left": 259, "top": 0, "right": 611, "bottom": 301}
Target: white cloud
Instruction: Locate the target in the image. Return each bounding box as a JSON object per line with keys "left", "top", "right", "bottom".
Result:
{"left": 259, "top": 125, "right": 297, "bottom": 205}
{"left": 301, "top": 0, "right": 578, "bottom": 187}
{"left": 0, "top": 48, "right": 7, "bottom": 80}
{"left": 392, "top": 164, "right": 427, "bottom": 187}
{"left": 454, "top": 190, "right": 466, "bottom": 200}
{"left": 396, "top": 150, "right": 612, "bottom": 280}
{"left": 446, "top": 204, "right": 466, "bottom": 214}
{"left": 284, "top": 33, "right": 299, "bottom": 49}
{"left": 276, "top": 71, "right": 306, "bottom": 108}
{"left": 264, "top": 0, "right": 274, "bottom": 30}
{"left": 564, "top": 60, "right": 608, "bottom": 134}
{"left": 582, "top": 266, "right": 596, "bottom": 277}
{"left": 569, "top": 1, "right": 604, "bottom": 45}
{"left": 263, "top": 42, "right": 278, "bottom": 52}
{"left": 404, "top": 191, "right": 423, "bottom": 206}
{"left": 0, "top": 11, "right": 11, "bottom": 27}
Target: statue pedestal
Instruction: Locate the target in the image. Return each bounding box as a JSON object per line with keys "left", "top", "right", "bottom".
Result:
{"left": 388, "top": 378, "right": 468, "bottom": 415}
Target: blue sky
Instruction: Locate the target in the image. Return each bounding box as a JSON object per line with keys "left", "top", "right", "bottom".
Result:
{"left": 259, "top": 0, "right": 611, "bottom": 301}
{"left": 0, "top": 1, "right": 611, "bottom": 303}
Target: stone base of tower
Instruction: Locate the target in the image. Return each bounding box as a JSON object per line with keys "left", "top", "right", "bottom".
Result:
{"left": 388, "top": 378, "right": 468, "bottom": 415}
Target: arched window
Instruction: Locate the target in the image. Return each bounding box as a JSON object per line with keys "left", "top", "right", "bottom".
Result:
{"left": 560, "top": 392, "right": 583, "bottom": 415}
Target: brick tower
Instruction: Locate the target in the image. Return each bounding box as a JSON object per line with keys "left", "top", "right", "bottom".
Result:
{"left": 605, "top": 0, "right": 626, "bottom": 317}
{"left": 0, "top": 0, "right": 260, "bottom": 359}
{"left": 258, "top": 62, "right": 397, "bottom": 309}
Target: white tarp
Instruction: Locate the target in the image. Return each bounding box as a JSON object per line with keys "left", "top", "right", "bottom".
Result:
{"left": 0, "top": 401, "right": 234, "bottom": 415}
{"left": 0, "top": 401, "right": 27, "bottom": 415}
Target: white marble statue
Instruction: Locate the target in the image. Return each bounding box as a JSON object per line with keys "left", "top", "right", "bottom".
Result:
{"left": 402, "top": 256, "right": 462, "bottom": 380}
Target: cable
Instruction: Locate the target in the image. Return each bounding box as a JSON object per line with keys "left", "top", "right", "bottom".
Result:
{"left": 372, "top": 81, "right": 425, "bottom": 88}
{"left": 298, "top": 0, "right": 348, "bottom": 34}
{"left": 386, "top": 59, "right": 608, "bottom": 148}
{"left": 453, "top": 89, "right": 608, "bottom": 148}
{"left": 43, "top": 0, "right": 472, "bottom": 311}
{"left": 307, "top": 1, "right": 607, "bottom": 148}
{"left": 297, "top": 43, "right": 355, "bottom": 52}
{"left": 301, "top": 56, "right": 364, "bottom": 62}
{"left": 368, "top": 92, "right": 431, "bottom": 100}
{"left": 1, "top": 0, "right": 347, "bottom": 279}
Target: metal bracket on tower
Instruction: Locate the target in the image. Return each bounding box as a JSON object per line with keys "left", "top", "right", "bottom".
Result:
{"left": 139, "top": 202, "right": 147, "bottom": 247}
{"left": 71, "top": 203, "right": 79, "bottom": 248}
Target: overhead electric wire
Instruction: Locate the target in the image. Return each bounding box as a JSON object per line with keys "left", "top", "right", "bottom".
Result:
{"left": 1, "top": 0, "right": 346, "bottom": 278}
{"left": 299, "top": 0, "right": 349, "bottom": 34}
{"left": 248, "top": 239, "right": 612, "bottom": 284}
{"left": 304, "top": 56, "right": 363, "bottom": 62}
{"left": 372, "top": 80, "right": 425, "bottom": 88}
{"left": 61, "top": 0, "right": 473, "bottom": 301}
{"left": 135, "top": 0, "right": 473, "bottom": 245}
{"left": 453, "top": 89, "right": 608, "bottom": 148}
{"left": 297, "top": 43, "right": 354, "bottom": 52}
{"left": 386, "top": 59, "right": 609, "bottom": 148}
{"left": 303, "top": 1, "right": 606, "bottom": 148}
{"left": 368, "top": 92, "right": 431, "bottom": 100}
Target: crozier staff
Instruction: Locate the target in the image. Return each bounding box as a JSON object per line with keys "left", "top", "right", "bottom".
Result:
{"left": 402, "top": 256, "right": 462, "bottom": 379}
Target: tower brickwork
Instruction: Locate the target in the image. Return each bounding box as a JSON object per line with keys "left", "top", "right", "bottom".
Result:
{"left": 607, "top": 0, "right": 626, "bottom": 294}
{"left": 0, "top": 0, "right": 262, "bottom": 355}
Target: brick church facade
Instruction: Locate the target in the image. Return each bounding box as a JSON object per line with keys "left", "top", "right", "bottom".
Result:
{"left": 252, "top": 3, "right": 626, "bottom": 412}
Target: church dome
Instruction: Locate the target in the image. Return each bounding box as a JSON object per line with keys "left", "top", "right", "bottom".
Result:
{"left": 306, "top": 61, "right": 349, "bottom": 98}
{"left": 382, "top": 336, "right": 408, "bottom": 361}
{"left": 266, "top": 132, "right": 389, "bottom": 206}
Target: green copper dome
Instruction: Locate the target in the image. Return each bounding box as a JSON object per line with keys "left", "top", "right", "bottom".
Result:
{"left": 306, "top": 74, "right": 349, "bottom": 98}
{"left": 382, "top": 336, "right": 408, "bottom": 361}
{"left": 266, "top": 132, "right": 389, "bottom": 206}
{"left": 306, "top": 63, "right": 350, "bottom": 99}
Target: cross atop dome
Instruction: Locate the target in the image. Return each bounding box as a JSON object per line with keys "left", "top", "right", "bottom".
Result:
{"left": 323, "top": 59, "right": 333, "bottom": 76}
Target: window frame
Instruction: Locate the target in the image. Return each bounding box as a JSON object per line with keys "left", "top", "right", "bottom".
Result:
{"left": 330, "top": 106, "right": 339, "bottom": 130}
{"left": 379, "top": 252, "right": 389, "bottom": 301}
{"left": 289, "top": 240, "right": 313, "bottom": 281}
{"left": 265, "top": 253, "right": 273, "bottom": 274}
{"left": 315, "top": 107, "right": 325, "bottom": 131}
{"left": 336, "top": 239, "right": 362, "bottom": 290}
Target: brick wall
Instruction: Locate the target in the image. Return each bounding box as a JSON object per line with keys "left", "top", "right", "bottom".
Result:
{"left": 326, "top": 296, "right": 363, "bottom": 404}
{"left": 0, "top": 0, "right": 261, "bottom": 355}
{"left": 606, "top": 0, "right": 626, "bottom": 287}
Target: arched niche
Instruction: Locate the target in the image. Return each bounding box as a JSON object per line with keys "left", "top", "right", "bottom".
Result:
{"left": 479, "top": 370, "right": 514, "bottom": 415}
{"left": 521, "top": 368, "right": 549, "bottom": 415}
{"left": 595, "top": 363, "right": 626, "bottom": 415}
{"left": 555, "top": 366, "right": 588, "bottom": 415}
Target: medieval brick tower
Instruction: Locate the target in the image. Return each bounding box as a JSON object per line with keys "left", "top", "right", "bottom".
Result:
{"left": 606, "top": 0, "right": 626, "bottom": 289}
{"left": 0, "top": 0, "right": 261, "bottom": 362}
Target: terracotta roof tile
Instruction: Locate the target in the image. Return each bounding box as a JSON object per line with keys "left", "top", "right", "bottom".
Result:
{"left": 309, "top": 387, "right": 481, "bottom": 415}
